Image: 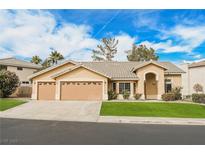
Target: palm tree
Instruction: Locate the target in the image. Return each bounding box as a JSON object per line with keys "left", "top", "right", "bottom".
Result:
{"left": 42, "top": 58, "right": 51, "bottom": 68}
{"left": 49, "top": 50, "right": 64, "bottom": 65}
{"left": 31, "top": 55, "right": 42, "bottom": 64}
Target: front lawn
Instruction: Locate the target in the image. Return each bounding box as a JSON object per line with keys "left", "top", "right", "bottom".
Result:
{"left": 100, "top": 102, "right": 205, "bottom": 118}
{"left": 0, "top": 99, "right": 27, "bottom": 111}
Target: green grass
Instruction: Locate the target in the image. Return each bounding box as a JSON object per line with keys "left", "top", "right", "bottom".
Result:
{"left": 0, "top": 99, "right": 27, "bottom": 111}
{"left": 100, "top": 102, "right": 205, "bottom": 118}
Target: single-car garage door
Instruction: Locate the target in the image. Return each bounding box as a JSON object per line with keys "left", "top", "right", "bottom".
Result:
{"left": 60, "top": 81, "right": 103, "bottom": 100}
{"left": 37, "top": 82, "right": 56, "bottom": 100}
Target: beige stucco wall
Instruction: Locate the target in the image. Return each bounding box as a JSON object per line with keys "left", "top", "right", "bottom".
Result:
{"left": 189, "top": 66, "right": 205, "bottom": 94}
{"left": 32, "top": 63, "right": 74, "bottom": 81}
{"left": 7, "top": 66, "right": 37, "bottom": 83}
{"left": 56, "top": 67, "right": 108, "bottom": 100}
{"left": 179, "top": 64, "right": 205, "bottom": 96}
{"left": 31, "top": 63, "right": 75, "bottom": 99}
{"left": 165, "top": 74, "right": 182, "bottom": 88}
{"left": 31, "top": 64, "right": 108, "bottom": 100}
{"left": 108, "top": 80, "right": 136, "bottom": 99}
{"left": 136, "top": 64, "right": 165, "bottom": 99}
{"left": 178, "top": 64, "right": 189, "bottom": 96}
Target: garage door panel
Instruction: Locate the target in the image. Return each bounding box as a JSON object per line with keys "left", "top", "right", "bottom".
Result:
{"left": 60, "top": 81, "right": 102, "bottom": 100}
{"left": 38, "top": 82, "right": 56, "bottom": 100}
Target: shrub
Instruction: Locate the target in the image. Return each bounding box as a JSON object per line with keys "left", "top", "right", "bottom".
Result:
{"left": 161, "top": 93, "right": 175, "bottom": 101}
{"left": 122, "top": 90, "right": 130, "bottom": 99}
{"left": 192, "top": 93, "right": 205, "bottom": 103}
{"left": 171, "top": 87, "right": 182, "bottom": 100}
{"left": 0, "top": 89, "right": 2, "bottom": 98}
{"left": 193, "top": 83, "right": 203, "bottom": 93}
{"left": 108, "top": 90, "right": 118, "bottom": 100}
{"left": 134, "top": 93, "right": 142, "bottom": 100}
{"left": 0, "top": 70, "right": 20, "bottom": 98}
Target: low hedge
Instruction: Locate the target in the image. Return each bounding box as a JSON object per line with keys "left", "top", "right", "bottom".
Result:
{"left": 161, "top": 93, "right": 175, "bottom": 101}
{"left": 134, "top": 93, "right": 142, "bottom": 100}
{"left": 192, "top": 93, "right": 205, "bottom": 103}
{"left": 108, "top": 90, "right": 118, "bottom": 100}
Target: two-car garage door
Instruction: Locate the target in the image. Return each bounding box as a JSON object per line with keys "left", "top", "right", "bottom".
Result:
{"left": 37, "top": 81, "right": 103, "bottom": 100}
{"left": 60, "top": 81, "right": 103, "bottom": 100}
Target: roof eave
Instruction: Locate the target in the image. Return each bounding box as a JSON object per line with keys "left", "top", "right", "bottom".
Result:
{"left": 28, "top": 60, "right": 79, "bottom": 80}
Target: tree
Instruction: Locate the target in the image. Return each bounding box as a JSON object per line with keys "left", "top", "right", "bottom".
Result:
{"left": 193, "top": 83, "right": 203, "bottom": 93}
{"left": 42, "top": 58, "right": 51, "bottom": 68}
{"left": 0, "top": 70, "right": 20, "bottom": 98}
{"left": 92, "top": 37, "right": 119, "bottom": 61}
{"left": 31, "top": 55, "right": 42, "bottom": 64}
{"left": 126, "top": 44, "right": 159, "bottom": 61}
{"left": 49, "top": 50, "right": 64, "bottom": 65}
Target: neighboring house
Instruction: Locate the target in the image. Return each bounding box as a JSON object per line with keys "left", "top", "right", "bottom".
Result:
{"left": 29, "top": 60, "right": 184, "bottom": 101}
{"left": 179, "top": 61, "right": 205, "bottom": 97}
{"left": 0, "top": 57, "right": 42, "bottom": 86}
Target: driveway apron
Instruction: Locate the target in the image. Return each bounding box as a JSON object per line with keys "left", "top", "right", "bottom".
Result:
{"left": 0, "top": 100, "right": 102, "bottom": 122}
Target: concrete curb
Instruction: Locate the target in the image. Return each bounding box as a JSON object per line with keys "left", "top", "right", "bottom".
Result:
{"left": 97, "top": 116, "right": 205, "bottom": 126}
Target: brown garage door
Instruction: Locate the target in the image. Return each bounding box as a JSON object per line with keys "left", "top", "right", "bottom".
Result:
{"left": 38, "top": 82, "right": 56, "bottom": 100}
{"left": 60, "top": 81, "right": 103, "bottom": 100}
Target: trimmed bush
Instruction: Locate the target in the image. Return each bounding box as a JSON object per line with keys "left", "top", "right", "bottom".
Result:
{"left": 161, "top": 93, "right": 175, "bottom": 101}
{"left": 108, "top": 90, "right": 118, "bottom": 100}
{"left": 193, "top": 83, "right": 203, "bottom": 93}
{"left": 134, "top": 93, "right": 142, "bottom": 100}
{"left": 192, "top": 93, "right": 205, "bottom": 103}
{"left": 0, "top": 70, "right": 20, "bottom": 98}
{"left": 122, "top": 90, "right": 130, "bottom": 99}
{"left": 172, "top": 87, "right": 182, "bottom": 100}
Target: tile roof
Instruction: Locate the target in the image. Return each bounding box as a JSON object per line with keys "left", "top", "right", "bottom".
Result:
{"left": 0, "top": 57, "right": 42, "bottom": 69}
{"left": 189, "top": 60, "right": 205, "bottom": 68}
{"left": 30, "top": 60, "right": 185, "bottom": 80}
{"left": 81, "top": 61, "right": 185, "bottom": 80}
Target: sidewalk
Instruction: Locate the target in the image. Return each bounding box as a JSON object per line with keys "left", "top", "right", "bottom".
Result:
{"left": 98, "top": 116, "right": 205, "bottom": 125}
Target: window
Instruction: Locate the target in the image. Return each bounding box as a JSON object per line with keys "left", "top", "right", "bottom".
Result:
{"left": 119, "top": 83, "right": 130, "bottom": 94}
{"left": 17, "top": 67, "right": 23, "bottom": 70}
{"left": 112, "top": 82, "right": 116, "bottom": 92}
{"left": 165, "top": 79, "right": 172, "bottom": 93}
{"left": 21, "top": 81, "right": 30, "bottom": 84}
{"left": 0, "top": 65, "right": 7, "bottom": 70}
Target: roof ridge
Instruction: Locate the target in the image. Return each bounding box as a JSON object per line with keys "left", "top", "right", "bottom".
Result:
{"left": 0, "top": 57, "right": 15, "bottom": 60}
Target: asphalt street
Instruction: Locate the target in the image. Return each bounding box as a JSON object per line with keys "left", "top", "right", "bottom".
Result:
{"left": 1, "top": 118, "right": 205, "bottom": 145}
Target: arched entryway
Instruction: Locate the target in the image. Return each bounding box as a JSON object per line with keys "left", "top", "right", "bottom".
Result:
{"left": 144, "top": 73, "right": 158, "bottom": 99}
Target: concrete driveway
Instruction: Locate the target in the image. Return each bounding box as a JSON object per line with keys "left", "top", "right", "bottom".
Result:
{"left": 0, "top": 100, "right": 102, "bottom": 122}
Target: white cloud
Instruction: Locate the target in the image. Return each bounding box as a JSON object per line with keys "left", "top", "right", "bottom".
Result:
{"left": 138, "top": 25, "right": 205, "bottom": 54}
{"left": 0, "top": 10, "right": 137, "bottom": 61}
{"left": 140, "top": 40, "right": 189, "bottom": 53}
{"left": 182, "top": 58, "right": 205, "bottom": 64}
{"left": 114, "top": 33, "right": 137, "bottom": 61}
{"left": 0, "top": 10, "right": 99, "bottom": 60}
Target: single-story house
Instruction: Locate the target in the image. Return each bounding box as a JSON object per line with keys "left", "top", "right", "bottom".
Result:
{"left": 29, "top": 60, "right": 184, "bottom": 101}
{"left": 179, "top": 60, "right": 205, "bottom": 97}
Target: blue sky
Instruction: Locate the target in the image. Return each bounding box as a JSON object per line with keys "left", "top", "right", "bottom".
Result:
{"left": 0, "top": 9, "right": 205, "bottom": 63}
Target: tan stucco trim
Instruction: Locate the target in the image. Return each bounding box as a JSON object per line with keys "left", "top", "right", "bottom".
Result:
{"left": 52, "top": 65, "right": 111, "bottom": 79}
{"left": 29, "top": 60, "right": 78, "bottom": 79}
{"left": 133, "top": 61, "right": 167, "bottom": 72}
